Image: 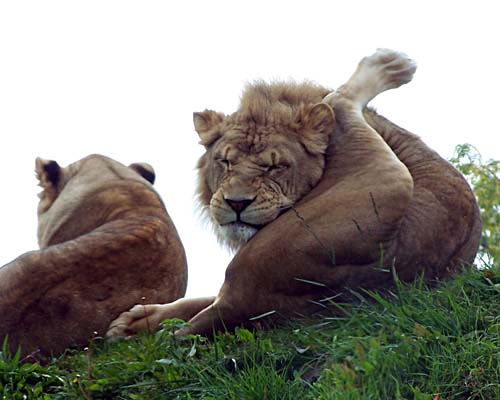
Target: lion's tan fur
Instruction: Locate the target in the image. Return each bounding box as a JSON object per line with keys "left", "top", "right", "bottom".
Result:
{"left": 238, "top": 80, "right": 330, "bottom": 125}
{"left": 0, "top": 154, "right": 187, "bottom": 359}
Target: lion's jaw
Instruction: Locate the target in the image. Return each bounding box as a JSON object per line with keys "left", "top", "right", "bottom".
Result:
{"left": 216, "top": 223, "right": 259, "bottom": 251}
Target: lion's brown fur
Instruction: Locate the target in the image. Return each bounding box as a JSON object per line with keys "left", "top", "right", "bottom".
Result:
{"left": 0, "top": 154, "right": 187, "bottom": 359}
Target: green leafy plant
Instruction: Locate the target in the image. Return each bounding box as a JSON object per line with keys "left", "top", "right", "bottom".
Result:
{"left": 450, "top": 144, "right": 500, "bottom": 267}
{"left": 0, "top": 337, "right": 63, "bottom": 399}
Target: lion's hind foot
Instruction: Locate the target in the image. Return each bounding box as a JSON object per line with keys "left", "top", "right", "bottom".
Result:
{"left": 325, "top": 48, "right": 417, "bottom": 109}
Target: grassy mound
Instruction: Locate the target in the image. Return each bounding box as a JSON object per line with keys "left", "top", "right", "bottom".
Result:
{"left": 2, "top": 266, "right": 500, "bottom": 399}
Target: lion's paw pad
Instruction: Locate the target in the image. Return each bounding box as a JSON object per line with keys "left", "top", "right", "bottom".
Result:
{"left": 359, "top": 48, "right": 417, "bottom": 92}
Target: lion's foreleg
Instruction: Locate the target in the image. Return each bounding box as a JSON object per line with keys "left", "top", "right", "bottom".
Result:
{"left": 106, "top": 296, "right": 216, "bottom": 337}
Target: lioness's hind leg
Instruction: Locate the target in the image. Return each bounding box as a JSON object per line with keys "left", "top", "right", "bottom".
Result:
{"left": 324, "top": 48, "right": 417, "bottom": 110}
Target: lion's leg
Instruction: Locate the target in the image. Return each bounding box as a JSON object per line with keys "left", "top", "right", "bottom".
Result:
{"left": 106, "top": 296, "right": 215, "bottom": 337}
{"left": 324, "top": 48, "right": 416, "bottom": 110}
{"left": 332, "top": 50, "right": 481, "bottom": 278}
{"left": 322, "top": 49, "right": 417, "bottom": 175}
{"left": 362, "top": 109, "right": 482, "bottom": 279}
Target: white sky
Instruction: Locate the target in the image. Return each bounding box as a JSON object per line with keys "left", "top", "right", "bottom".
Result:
{"left": 0, "top": 1, "right": 499, "bottom": 297}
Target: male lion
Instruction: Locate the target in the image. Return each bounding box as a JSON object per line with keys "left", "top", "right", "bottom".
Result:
{"left": 0, "top": 154, "right": 187, "bottom": 359}
{"left": 107, "top": 49, "right": 481, "bottom": 338}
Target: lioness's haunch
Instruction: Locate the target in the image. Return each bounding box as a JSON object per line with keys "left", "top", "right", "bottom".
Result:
{"left": 0, "top": 154, "right": 187, "bottom": 359}
{"left": 107, "top": 49, "right": 481, "bottom": 338}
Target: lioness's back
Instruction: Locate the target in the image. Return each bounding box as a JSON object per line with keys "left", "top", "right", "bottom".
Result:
{"left": 0, "top": 155, "right": 187, "bottom": 358}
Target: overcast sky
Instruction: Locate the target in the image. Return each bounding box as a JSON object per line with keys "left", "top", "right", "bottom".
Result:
{"left": 0, "top": 1, "right": 498, "bottom": 297}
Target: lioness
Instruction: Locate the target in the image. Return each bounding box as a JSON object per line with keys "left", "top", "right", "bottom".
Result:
{"left": 107, "top": 49, "right": 481, "bottom": 338}
{"left": 0, "top": 154, "right": 187, "bottom": 358}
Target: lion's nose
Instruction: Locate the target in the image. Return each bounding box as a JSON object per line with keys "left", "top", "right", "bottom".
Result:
{"left": 225, "top": 198, "right": 255, "bottom": 214}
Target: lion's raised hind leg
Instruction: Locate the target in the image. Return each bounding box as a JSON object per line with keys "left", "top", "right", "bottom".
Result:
{"left": 319, "top": 49, "right": 416, "bottom": 194}
{"left": 323, "top": 48, "right": 417, "bottom": 111}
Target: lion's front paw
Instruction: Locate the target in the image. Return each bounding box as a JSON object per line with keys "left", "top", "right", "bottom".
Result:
{"left": 106, "top": 304, "right": 164, "bottom": 338}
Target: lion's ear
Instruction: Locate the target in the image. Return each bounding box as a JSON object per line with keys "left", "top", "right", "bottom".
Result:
{"left": 35, "top": 158, "right": 61, "bottom": 189}
{"left": 193, "top": 110, "right": 225, "bottom": 148}
{"left": 297, "top": 103, "right": 335, "bottom": 155}
{"left": 129, "top": 162, "right": 155, "bottom": 184}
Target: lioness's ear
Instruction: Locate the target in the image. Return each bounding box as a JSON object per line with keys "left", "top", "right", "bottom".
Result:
{"left": 129, "top": 162, "right": 156, "bottom": 184}
{"left": 35, "top": 158, "right": 61, "bottom": 188}
{"left": 193, "top": 110, "right": 225, "bottom": 148}
{"left": 297, "top": 103, "right": 335, "bottom": 155}
{"left": 36, "top": 157, "right": 61, "bottom": 213}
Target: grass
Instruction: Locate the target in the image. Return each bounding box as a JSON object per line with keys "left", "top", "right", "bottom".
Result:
{"left": 1, "top": 266, "right": 500, "bottom": 399}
